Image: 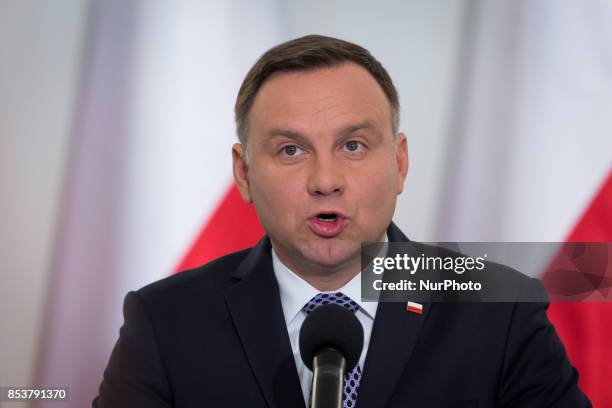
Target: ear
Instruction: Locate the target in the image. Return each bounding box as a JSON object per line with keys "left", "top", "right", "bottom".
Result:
{"left": 394, "top": 132, "right": 409, "bottom": 194}
{"left": 232, "top": 143, "right": 253, "bottom": 203}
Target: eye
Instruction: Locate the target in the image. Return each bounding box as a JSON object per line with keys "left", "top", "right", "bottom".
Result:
{"left": 281, "top": 145, "right": 304, "bottom": 157}
{"left": 343, "top": 140, "right": 365, "bottom": 152}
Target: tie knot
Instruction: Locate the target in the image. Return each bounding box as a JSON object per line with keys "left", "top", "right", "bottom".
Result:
{"left": 303, "top": 292, "right": 359, "bottom": 314}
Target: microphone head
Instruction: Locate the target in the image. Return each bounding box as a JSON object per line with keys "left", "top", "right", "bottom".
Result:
{"left": 299, "top": 304, "right": 364, "bottom": 371}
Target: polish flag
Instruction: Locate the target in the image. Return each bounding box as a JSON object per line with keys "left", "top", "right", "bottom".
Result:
{"left": 439, "top": 1, "right": 612, "bottom": 406}
{"left": 35, "top": 2, "right": 280, "bottom": 407}
{"left": 407, "top": 301, "right": 424, "bottom": 314}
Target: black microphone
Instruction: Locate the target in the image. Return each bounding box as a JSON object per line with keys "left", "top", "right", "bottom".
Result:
{"left": 299, "top": 304, "right": 364, "bottom": 408}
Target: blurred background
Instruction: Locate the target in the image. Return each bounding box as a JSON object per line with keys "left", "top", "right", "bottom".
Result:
{"left": 1, "top": 0, "right": 610, "bottom": 407}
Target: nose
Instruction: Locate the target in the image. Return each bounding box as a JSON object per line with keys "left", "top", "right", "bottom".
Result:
{"left": 307, "top": 154, "right": 345, "bottom": 196}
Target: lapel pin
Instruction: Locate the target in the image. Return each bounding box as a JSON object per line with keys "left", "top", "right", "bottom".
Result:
{"left": 406, "top": 301, "right": 423, "bottom": 314}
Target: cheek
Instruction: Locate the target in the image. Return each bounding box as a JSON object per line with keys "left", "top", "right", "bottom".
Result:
{"left": 249, "top": 168, "right": 304, "bottom": 222}
{"left": 354, "top": 164, "right": 398, "bottom": 214}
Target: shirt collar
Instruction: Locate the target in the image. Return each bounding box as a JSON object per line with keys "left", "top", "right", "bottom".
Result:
{"left": 272, "top": 236, "right": 386, "bottom": 325}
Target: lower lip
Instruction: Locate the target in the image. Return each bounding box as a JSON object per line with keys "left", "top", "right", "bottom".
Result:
{"left": 308, "top": 217, "right": 348, "bottom": 238}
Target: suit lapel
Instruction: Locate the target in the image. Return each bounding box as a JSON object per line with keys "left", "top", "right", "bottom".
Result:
{"left": 356, "top": 223, "right": 431, "bottom": 408}
{"left": 224, "top": 238, "right": 306, "bottom": 408}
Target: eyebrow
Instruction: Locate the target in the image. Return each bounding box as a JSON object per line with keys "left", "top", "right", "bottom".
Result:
{"left": 338, "top": 120, "right": 377, "bottom": 137}
{"left": 265, "top": 120, "right": 378, "bottom": 143}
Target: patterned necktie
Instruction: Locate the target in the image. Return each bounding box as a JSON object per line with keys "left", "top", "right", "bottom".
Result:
{"left": 303, "top": 292, "right": 362, "bottom": 408}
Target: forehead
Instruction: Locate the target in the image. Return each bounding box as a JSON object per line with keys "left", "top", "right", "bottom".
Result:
{"left": 249, "top": 62, "right": 392, "bottom": 137}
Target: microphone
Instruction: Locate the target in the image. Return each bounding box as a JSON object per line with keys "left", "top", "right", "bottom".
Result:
{"left": 299, "top": 304, "right": 364, "bottom": 408}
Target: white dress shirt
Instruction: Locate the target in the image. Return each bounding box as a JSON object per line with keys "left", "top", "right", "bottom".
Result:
{"left": 272, "top": 248, "right": 380, "bottom": 406}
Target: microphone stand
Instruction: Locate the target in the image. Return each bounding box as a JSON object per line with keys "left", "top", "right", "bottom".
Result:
{"left": 310, "top": 347, "right": 346, "bottom": 408}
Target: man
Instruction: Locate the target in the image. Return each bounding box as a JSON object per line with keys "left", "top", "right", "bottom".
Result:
{"left": 94, "top": 35, "right": 590, "bottom": 407}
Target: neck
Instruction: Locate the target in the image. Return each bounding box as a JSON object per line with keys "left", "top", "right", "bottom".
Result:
{"left": 272, "top": 248, "right": 361, "bottom": 292}
{"left": 295, "top": 260, "right": 360, "bottom": 292}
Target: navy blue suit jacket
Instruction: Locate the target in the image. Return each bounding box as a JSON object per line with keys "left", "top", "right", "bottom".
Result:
{"left": 94, "top": 223, "right": 590, "bottom": 407}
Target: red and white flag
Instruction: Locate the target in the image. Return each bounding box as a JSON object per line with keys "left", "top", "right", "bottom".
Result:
{"left": 407, "top": 301, "right": 424, "bottom": 314}
{"left": 439, "top": 1, "right": 612, "bottom": 405}
{"left": 35, "top": 2, "right": 280, "bottom": 406}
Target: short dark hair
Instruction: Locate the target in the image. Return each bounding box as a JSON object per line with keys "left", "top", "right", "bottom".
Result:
{"left": 235, "top": 34, "right": 400, "bottom": 148}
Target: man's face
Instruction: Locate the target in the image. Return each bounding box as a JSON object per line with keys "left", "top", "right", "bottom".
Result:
{"left": 233, "top": 62, "right": 408, "bottom": 275}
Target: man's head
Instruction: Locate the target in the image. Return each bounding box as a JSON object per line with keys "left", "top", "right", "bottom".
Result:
{"left": 232, "top": 35, "right": 408, "bottom": 284}
{"left": 235, "top": 35, "right": 401, "bottom": 157}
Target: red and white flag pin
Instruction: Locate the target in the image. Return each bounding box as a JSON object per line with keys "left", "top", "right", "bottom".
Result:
{"left": 406, "top": 301, "right": 423, "bottom": 314}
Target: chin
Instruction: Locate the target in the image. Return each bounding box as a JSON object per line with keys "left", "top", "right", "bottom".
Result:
{"left": 305, "top": 240, "right": 357, "bottom": 268}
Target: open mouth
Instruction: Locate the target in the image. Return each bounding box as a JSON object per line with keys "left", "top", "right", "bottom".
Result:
{"left": 308, "top": 212, "right": 347, "bottom": 237}
{"left": 316, "top": 213, "right": 338, "bottom": 222}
